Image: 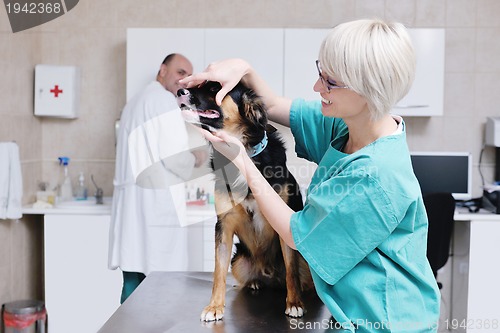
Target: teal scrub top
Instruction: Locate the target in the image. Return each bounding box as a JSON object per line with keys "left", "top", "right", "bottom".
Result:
{"left": 289, "top": 99, "right": 440, "bottom": 332}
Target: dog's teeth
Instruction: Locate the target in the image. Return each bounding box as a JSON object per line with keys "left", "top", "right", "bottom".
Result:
{"left": 249, "top": 281, "right": 261, "bottom": 290}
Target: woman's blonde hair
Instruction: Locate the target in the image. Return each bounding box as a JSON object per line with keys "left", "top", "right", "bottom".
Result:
{"left": 319, "top": 19, "right": 416, "bottom": 120}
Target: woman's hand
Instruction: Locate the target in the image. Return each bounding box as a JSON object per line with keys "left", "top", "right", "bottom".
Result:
{"left": 192, "top": 127, "right": 296, "bottom": 250}
{"left": 179, "top": 59, "right": 251, "bottom": 105}
{"left": 195, "top": 126, "right": 249, "bottom": 173}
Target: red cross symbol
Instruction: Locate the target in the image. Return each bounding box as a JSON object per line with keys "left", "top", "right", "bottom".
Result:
{"left": 50, "top": 85, "right": 63, "bottom": 97}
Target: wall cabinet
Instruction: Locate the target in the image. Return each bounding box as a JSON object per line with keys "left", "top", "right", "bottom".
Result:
{"left": 283, "top": 29, "right": 330, "bottom": 101}
{"left": 127, "top": 28, "right": 444, "bottom": 116}
{"left": 205, "top": 29, "right": 284, "bottom": 95}
{"left": 394, "top": 29, "right": 445, "bottom": 116}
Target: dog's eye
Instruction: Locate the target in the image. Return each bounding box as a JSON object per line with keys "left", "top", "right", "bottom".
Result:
{"left": 205, "top": 82, "right": 222, "bottom": 93}
{"left": 196, "top": 80, "right": 207, "bottom": 88}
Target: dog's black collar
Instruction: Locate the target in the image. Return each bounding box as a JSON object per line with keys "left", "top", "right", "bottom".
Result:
{"left": 248, "top": 131, "right": 268, "bottom": 158}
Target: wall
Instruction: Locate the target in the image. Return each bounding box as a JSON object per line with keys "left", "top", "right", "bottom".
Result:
{"left": 0, "top": 0, "right": 499, "bottom": 310}
{"left": 0, "top": 16, "right": 44, "bottom": 311}
{"left": 0, "top": 216, "right": 44, "bottom": 313}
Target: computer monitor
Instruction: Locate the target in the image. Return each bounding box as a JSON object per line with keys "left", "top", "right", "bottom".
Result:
{"left": 410, "top": 152, "right": 472, "bottom": 201}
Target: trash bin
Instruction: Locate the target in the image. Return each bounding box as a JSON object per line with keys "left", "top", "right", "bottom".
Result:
{"left": 2, "top": 300, "right": 46, "bottom": 333}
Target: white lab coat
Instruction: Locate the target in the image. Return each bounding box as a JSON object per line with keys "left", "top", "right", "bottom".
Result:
{"left": 109, "top": 81, "right": 196, "bottom": 275}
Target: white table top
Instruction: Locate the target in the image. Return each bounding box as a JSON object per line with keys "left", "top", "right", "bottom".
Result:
{"left": 453, "top": 207, "right": 500, "bottom": 221}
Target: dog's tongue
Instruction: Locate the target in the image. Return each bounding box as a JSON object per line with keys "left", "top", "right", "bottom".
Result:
{"left": 198, "top": 109, "right": 220, "bottom": 119}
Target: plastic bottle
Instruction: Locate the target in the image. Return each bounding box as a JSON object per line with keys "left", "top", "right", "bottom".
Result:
{"left": 58, "top": 156, "right": 73, "bottom": 201}
{"left": 75, "top": 171, "right": 88, "bottom": 200}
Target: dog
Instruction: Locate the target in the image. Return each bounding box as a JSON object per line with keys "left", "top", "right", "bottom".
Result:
{"left": 177, "top": 81, "right": 313, "bottom": 322}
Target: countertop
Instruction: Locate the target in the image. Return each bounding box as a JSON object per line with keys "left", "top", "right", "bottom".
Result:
{"left": 22, "top": 197, "right": 113, "bottom": 215}
{"left": 453, "top": 206, "right": 500, "bottom": 221}
{"left": 22, "top": 198, "right": 215, "bottom": 216}
{"left": 98, "top": 272, "right": 339, "bottom": 333}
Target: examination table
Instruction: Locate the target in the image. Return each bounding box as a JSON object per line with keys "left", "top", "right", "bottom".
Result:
{"left": 98, "top": 271, "right": 341, "bottom": 332}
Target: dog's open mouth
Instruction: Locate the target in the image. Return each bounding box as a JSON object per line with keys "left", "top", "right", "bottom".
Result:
{"left": 180, "top": 103, "right": 220, "bottom": 120}
{"left": 180, "top": 104, "right": 219, "bottom": 132}
{"left": 196, "top": 109, "right": 220, "bottom": 119}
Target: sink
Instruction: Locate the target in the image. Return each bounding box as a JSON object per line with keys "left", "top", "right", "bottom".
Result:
{"left": 56, "top": 197, "right": 112, "bottom": 210}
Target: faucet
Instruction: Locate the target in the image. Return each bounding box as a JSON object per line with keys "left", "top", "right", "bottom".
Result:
{"left": 91, "top": 174, "right": 104, "bottom": 205}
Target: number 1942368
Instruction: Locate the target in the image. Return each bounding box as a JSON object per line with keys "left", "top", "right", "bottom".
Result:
{"left": 443, "top": 318, "right": 499, "bottom": 330}
{"left": 6, "top": 2, "right": 62, "bottom": 14}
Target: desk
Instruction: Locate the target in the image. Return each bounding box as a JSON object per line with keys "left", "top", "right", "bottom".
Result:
{"left": 98, "top": 272, "right": 338, "bottom": 333}
{"left": 451, "top": 208, "right": 500, "bottom": 332}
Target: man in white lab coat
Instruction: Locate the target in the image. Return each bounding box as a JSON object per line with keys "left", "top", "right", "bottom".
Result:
{"left": 109, "top": 53, "right": 207, "bottom": 303}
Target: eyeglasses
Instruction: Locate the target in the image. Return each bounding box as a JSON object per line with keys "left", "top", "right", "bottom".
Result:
{"left": 315, "top": 60, "right": 349, "bottom": 92}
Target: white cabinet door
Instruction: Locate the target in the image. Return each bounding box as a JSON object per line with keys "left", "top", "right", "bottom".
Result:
{"left": 394, "top": 29, "right": 445, "bottom": 117}
{"left": 202, "top": 217, "right": 218, "bottom": 272}
{"left": 205, "top": 29, "right": 284, "bottom": 95}
{"left": 283, "top": 28, "right": 445, "bottom": 117}
{"left": 44, "top": 214, "right": 122, "bottom": 333}
{"left": 283, "top": 28, "right": 330, "bottom": 101}
{"left": 466, "top": 220, "right": 500, "bottom": 332}
{"left": 127, "top": 28, "right": 444, "bottom": 117}
{"left": 127, "top": 28, "right": 284, "bottom": 99}
{"left": 185, "top": 206, "right": 217, "bottom": 272}
{"left": 126, "top": 28, "right": 205, "bottom": 101}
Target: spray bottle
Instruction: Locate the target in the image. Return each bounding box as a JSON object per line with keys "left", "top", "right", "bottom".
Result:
{"left": 58, "top": 156, "right": 73, "bottom": 201}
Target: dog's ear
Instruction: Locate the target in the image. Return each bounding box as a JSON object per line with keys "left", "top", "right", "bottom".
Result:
{"left": 242, "top": 91, "right": 267, "bottom": 127}
{"left": 265, "top": 124, "right": 277, "bottom": 133}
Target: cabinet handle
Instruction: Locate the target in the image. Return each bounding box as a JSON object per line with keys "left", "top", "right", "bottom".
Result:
{"left": 394, "top": 105, "right": 430, "bottom": 109}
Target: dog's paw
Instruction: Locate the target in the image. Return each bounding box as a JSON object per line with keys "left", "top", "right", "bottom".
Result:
{"left": 200, "top": 305, "right": 225, "bottom": 322}
{"left": 285, "top": 304, "right": 305, "bottom": 318}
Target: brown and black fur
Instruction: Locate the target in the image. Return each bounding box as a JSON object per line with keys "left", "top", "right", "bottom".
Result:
{"left": 177, "top": 81, "right": 313, "bottom": 321}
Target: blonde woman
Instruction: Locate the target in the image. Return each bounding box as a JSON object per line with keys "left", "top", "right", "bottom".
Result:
{"left": 182, "top": 19, "right": 440, "bottom": 332}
